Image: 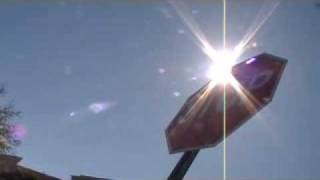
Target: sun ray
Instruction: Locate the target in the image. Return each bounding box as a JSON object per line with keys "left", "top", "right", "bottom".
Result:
{"left": 236, "top": 0, "right": 281, "bottom": 53}
{"left": 255, "top": 105, "right": 283, "bottom": 148}
{"left": 168, "top": 0, "right": 220, "bottom": 62}
{"left": 230, "top": 76, "right": 282, "bottom": 145}
{"left": 229, "top": 76, "right": 283, "bottom": 150}
{"left": 229, "top": 77, "right": 260, "bottom": 115}
{"left": 177, "top": 82, "right": 216, "bottom": 125}
{"left": 230, "top": 74, "right": 279, "bottom": 129}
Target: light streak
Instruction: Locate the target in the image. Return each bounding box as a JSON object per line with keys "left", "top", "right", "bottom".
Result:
{"left": 246, "top": 58, "right": 256, "bottom": 64}
{"left": 236, "top": 0, "right": 281, "bottom": 53}
{"left": 168, "top": 0, "right": 218, "bottom": 62}
{"left": 222, "top": 0, "right": 227, "bottom": 179}
{"left": 176, "top": 83, "right": 215, "bottom": 125}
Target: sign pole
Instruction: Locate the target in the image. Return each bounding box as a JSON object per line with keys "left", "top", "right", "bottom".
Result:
{"left": 167, "top": 150, "right": 199, "bottom": 180}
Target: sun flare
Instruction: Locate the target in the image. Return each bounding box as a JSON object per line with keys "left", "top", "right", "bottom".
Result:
{"left": 206, "top": 49, "right": 239, "bottom": 85}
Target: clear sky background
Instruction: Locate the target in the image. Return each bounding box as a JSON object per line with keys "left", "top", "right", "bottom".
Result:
{"left": 0, "top": 0, "right": 319, "bottom": 179}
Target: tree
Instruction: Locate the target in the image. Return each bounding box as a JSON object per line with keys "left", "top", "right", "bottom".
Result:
{"left": 0, "top": 87, "right": 20, "bottom": 154}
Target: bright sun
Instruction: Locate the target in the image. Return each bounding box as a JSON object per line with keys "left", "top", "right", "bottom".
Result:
{"left": 206, "top": 49, "right": 239, "bottom": 85}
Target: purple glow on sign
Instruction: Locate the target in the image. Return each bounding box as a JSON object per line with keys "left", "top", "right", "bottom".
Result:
{"left": 89, "top": 102, "right": 116, "bottom": 114}
{"left": 246, "top": 58, "right": 256, "bottom": 64}
{"left": 10, "top": 124, "right": 28, "bottom": 140}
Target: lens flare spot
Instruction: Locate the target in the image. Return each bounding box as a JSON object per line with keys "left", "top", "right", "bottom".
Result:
{"left": 177, "top": 29, "right": 185, "bottom": 34}
{"left": 158, "top": 68, "right": 166, "bottom": 74}
{"left": 89, "top": 103, "right": 108, "bottom": 114}
{"left": 173, "top": 91, "right": 181, "bottom": 97}
{"left": 191, "top": 76, "right": 198, "bottom": 81}
{"left": 252, "top": 42, "right": 257, "bottom": 47}
{"left": 88, "top": 102, "right": 116, "bottom": 114}
{"left": 69, "top": 112, "right": 76, "bottom": 117}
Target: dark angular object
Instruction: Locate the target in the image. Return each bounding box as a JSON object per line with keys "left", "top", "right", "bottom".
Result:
{"left": 166, "top": 53, "right": 287, "bottom": 154}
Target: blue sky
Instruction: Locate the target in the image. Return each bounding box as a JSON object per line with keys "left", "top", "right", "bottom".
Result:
{"left": 0, "top": 1, "right": 319, "bottom": 179}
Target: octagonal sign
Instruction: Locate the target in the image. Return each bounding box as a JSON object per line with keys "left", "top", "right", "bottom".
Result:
{"left": 166, "top": 53, "right": 287, "bottom": 154}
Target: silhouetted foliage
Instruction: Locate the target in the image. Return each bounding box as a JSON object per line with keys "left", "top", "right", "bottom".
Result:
{"left": 0, "top": 86, "right": 20, "bottom": 154}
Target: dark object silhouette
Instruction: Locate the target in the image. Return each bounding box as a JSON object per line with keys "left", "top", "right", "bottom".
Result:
{"left": 167, "top": 150, "right": 199, "bottom": 180}
{"left": 167, "top": 53, "right": 287, "bottom": 180}
{"left": 166, "top": 53, "right": 287, "bottom": 153}
{"left": 72, "top": 175, "right": 112, "bottom": 180}
{"left": 0, "top": 154, "right": 60, "bottom": 180}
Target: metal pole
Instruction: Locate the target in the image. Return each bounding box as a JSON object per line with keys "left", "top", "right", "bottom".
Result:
{"left": 167, "top": 150, "right": 199, "bottom": 180}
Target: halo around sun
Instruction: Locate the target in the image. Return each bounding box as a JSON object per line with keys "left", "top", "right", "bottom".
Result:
{"left": 205, "top": 49, "right": 240, "bottom": 85}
